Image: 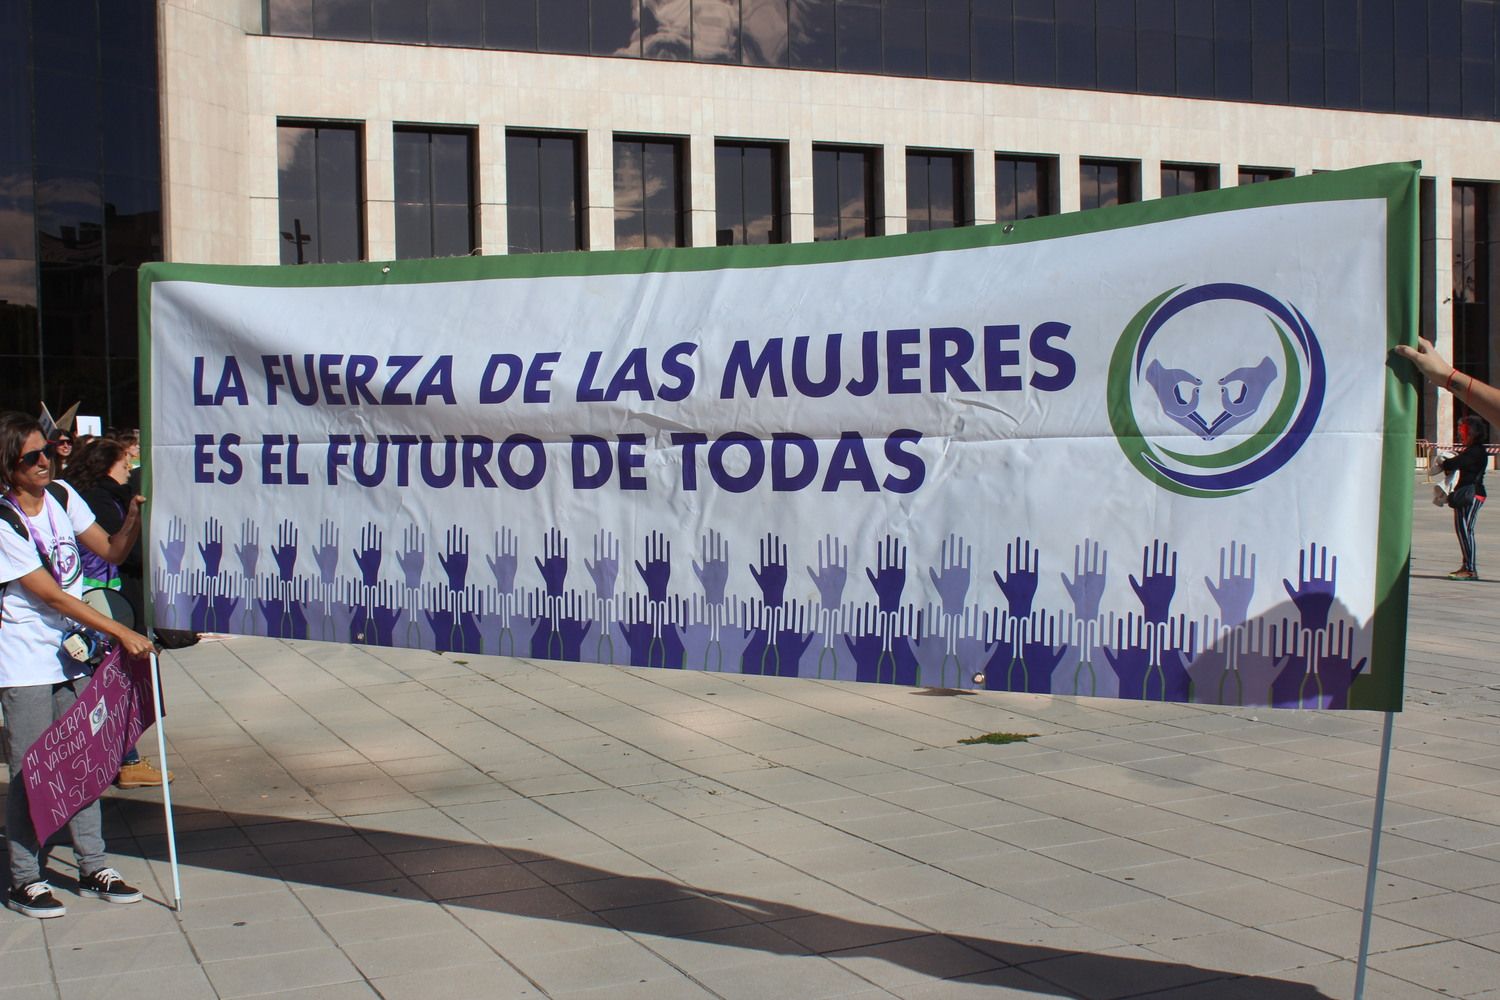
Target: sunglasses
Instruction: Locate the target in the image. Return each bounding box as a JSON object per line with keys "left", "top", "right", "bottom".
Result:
{"left": 18, "top": 443, "right": 57, "bottom": 468}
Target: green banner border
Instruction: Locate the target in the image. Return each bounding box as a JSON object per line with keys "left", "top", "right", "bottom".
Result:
{"left": 139, "top": 161, "right": 1419, "bottom": 710}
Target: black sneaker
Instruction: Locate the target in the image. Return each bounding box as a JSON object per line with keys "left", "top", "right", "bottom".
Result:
{"left": 7, "top": 880, "right": 66, "bottom": 918}
{"left": 77, "top": 868, "right": 143, "bottom": 904}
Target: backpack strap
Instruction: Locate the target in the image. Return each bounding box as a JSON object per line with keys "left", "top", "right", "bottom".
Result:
{"left": 46, "top": 481, "right": 68, "bottom": 509}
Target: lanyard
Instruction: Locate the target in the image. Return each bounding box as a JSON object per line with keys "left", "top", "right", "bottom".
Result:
{"left": 3, "top": 492, "right": 63, "bottom": 585}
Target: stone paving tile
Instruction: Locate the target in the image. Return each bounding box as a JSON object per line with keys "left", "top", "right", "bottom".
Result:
{"left": 56, "top": 964, "right": 219, "bottom": 1000}
{"left": 202, "top": 947, "right": 364, "bottom": 998}
{"left": 1368, "top": 939, "right": 1500, "bottom": 996}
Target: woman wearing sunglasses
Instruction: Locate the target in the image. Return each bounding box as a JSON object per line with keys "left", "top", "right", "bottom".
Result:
{"left": 0, "top": 412, "right": 154, "bottom": 919}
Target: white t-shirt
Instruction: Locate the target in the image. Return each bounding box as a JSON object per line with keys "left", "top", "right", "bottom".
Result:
{"left": 0, "top": 482, "right": 97, "bottom": 687}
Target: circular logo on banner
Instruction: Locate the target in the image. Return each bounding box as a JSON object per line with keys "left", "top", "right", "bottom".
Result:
{"left": 1107, "top": 283, "right": 1326, "bottom": 498}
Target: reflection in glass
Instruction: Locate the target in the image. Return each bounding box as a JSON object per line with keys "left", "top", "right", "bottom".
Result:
{"left": 395, "top": 128, "right": 475, "bottom": 259}
{"left": 373, "top": 0, "right": 427, "bottom": 42}
{"left": 1160, "top": 163, "right": 1214, "bottom": 197}
{"left": 643, "top": 0, "right": 692, "bottom": 60}
{"left": 742, "top": 0, "right": 789, "bottom": 65}
{"left": 615, "top": 137, "right": 684, "bottom": 249}
{"left": 694, "top": 0, "right": 741, "bottom": 63}
{"left": 591, "top": 0, "right": 640, "bottom": 56}
{"left": 1238, "top": 167, "right": 1291, "bottom": 185}
{"left": 790, "top": 0, "right": 835, "bottom": 69}
{"left": 836, "top": 0, "right": 880, "bottom": 74}
{"left": 995, "top": 154, "right": 1054, "bottom": 222}
{"left": 884, "top": 0, "right": 926, "bottom": 77}
{"left": 278, "top": 123, "right": 364, "bottom": 264}
{"left": 267, "top": 0, "right": 313, "bottom": 36}
{"left": 314, "top": 0, "right": 372, "bottom": 40}
{"left": 715, "top": 142, "right": 784, "bottom": 245}
{"left": 1080, "top": 159, "right": 1134, "bottom": 210}
{"left": 507, "top": 132, "right": 583, "bottom": 253}
{"left": 813, "top": 146, "right": 876, "bottom": 241}
{"left": 906, "top": 151, "right": 966, "bottom": 232}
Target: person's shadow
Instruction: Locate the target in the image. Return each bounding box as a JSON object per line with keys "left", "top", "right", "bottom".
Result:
{"left": 33, "top": 797, "right": 1337, "bottom": 999}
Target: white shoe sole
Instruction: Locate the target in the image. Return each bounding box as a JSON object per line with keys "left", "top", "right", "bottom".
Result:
{"left": 7, "top": 898, "right": 65, "bottom": 918}
{"left": 77, "top": 888, "right": 142, "bottom": 904}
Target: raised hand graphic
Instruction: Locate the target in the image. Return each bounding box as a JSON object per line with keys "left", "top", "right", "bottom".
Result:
{"left": 634, "top": 530, "right": 672, "bottom": 603}
{"left": 691, "top": 530, "right": 729, "bottom": 606}
{"left": 994, "top": 537, "right": 1040, "bottom": 621}
{"left": 438, "top": 526, "right": 470, "bottom": 590}
{"left": 1205, "top": 542, "right": 1256, "bottom": 628}
{"left": 234, "top": 520, "right": 260, "bottom": 579}
{"left": 1283, "top": 543, "right": 1337, "bottom": 633}
{"left": 352, "top": 522, "right": 383, "bottom": 586}
{"left": 487, "top": 527, "right": 518, "bottom": 593}
{"left": 272, "top": 520, "right": 299, "bottom": 581}
{"left": 927, "top": 533, "right": 972, "bottom": 617}
{"left": 396, "top": 524, "right": 425, "bottom": 588}
{"left": 749, "top": 532, "right": 789, "bottom": 609}
{"left": 1060, "top": 539, "right": 1107, "bottom": 622}
{"left": 314, "top": 520, "right": 340, "bottom": 584}
{"left": 535, "top": 527, "right": 569, "bottom": 597}
{"left": 199, "top": 518, "right": 224, "bottom": 577}
{"left": 586, "top": 529, "right": 621, "bottom": 601}
{"left": 806, "top": 534, "right": 848, "bottom": 610}
{"left": 1129, "top": 540, "right": 1178, "bottom": 624}
{"left": 865, "top": 535, "right": 908, "bottom": 613}
{"left": 159, "top": 516, "right": 187, "bottom": 574}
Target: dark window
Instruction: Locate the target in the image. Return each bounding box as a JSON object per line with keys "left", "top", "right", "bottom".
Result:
{"left": 1391, "top": 0, "right": 1427, "bottom": 114}
{"left": 1238, "top": 166, "right": 1292, "bottom": 184}
{"left": 1098, "top": 0, "right": 1137, "bottom": 92}
{"left": 790, "top": 0, "right": 836, "bottom": 69}
{"left": 1056, "top": 0, "right": 1096, "bottom": 89}
{"left": 1079, "top": 158, "right": 1136, "bottom": 210}
{"left": 394, "top": 127, "right": 475, "bottom": 259}
{"left": 995, "top": 154, "right": 1057, "bottom": 222}
{"left": 837, "top": 0, "right": 882, "bottom": 74}
{"left": 813, "top": 145, "right": 878, "bottom": 240}
{"left": 1214, "top": 0, "right": 1252, "bottom": 101}
{"left": 1360, "top": 0, "right": 1396, "bottom": 112}
{"left": 743, "top": 0, "right": 789, "bottom": 66}
{"left": 1136, "top": 0, "right": 1174, "bottom": 93}
{"left": 614, "top": 136, "right": 685, "bottom": 249}
{"left": 1428, "top": 0, "right": 1462, "bottom": 117}
{"left": 1014, "top": 0, "right": 1058, "bottom": 85}
{"left": 1175, "top": 0, "right": 1214, "bottom": 98}
{"left": 715, "top": 141, "right": 785, "bottom": 245}
{"left": 277, "top": 122, "right": 364, "bottom": 264}
{"left": 1251, "top": 0, "right": 1288, "bottom": 103}
{"left": 927, "top": 0, "right": 970, "bottom": 80}
{"left": 373, "top": 0, "right": 427, "bottom": 43}
{"left": 972, "top": 1, "right": 1015, "bottom": 82}
{"left": 1461, "top": 0, "right": 1496, "bottom": 119}
{"left": 539, "top": 0, "right": 589, "bottom": 53}
{"left": 485, "top": 0, "right": 537, "bottom": 49}
{"left": 313, "top": 0, "right": 371, "bottom": 40}
{"left": 1324, "top": 0, "right": 1360, "bottom": 108}
{"left": 1288, "top": 2, "right": 1324, "bottom": 104}
{"left": 1161, "top": 162, "right": 1216, "bottom": 197}
{"left": 429, "top": 0, "right": 485, "bottom": 46}
{"left": 592, "top": 0, "right": 640, "bottom": 57}
{"left": 267, "top": 0, "right": 313, "bottom": 36}
{"left": 694, "top": 0, "right": 742, "bottom": 63}
{"left": 906, "top": 150, "right": 968, "bottom": 232}
{"left": 643, "top": 0, "right": 692, "bottom": 59}
{"left": 507, "top": 131, "right": 584, "bottom": 253}
{"left": 885, "top": 0, "right": 927, "bottom": 77}
{"left": 1452, "top": 181, "right": 1490, "bottom": 426}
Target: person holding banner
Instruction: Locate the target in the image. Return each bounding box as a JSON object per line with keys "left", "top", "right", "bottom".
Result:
{"left": 0, "top": 412, "right": 154, "bottom": 919}
{"left": 1396, "top": 337, "right": 1500, "bottom": 427}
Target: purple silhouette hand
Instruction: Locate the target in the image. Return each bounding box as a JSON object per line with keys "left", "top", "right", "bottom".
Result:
{"left": 396, "top": 524, "right": 425, "bottom": 588}
{"left": 272, "top": 520, "right": 299, "bottom": 581}
{"left": 1129, "top": 540, "right": 1178, "bottom": 624}
{"left": 199, "top": 518, "right": 224, "bottom": 576}
{"left": 158, "top": 516, "right": 187, "bottom": 574}
{"left": 1101, "top": 613, "right": 1152, "bottom": 699}
{"left": 586, "top": 529, "right": 621, "bottom": 601}
{"left": 692, "top": 530, "right": 729, "bottom": 606}
{"left": 634, "top": 530, "right": 672, "bottom": 603}
{"left": 927, "top": 533, "right": 972, "bottom": 617}
{"left": 749, "top": 533, "right": 789, "bottom": 608}
{"left": 487, "top": 528, "right": 518, "bottom": 592}
{"left": 534, "top": 527, "right": 569, "bottom": 597}
{"left": 190, "top": 589, "right": 239, "bottom": 633}
{"left": 864, "top": 535, "right": 908, "bottom": 613}
{"left": 994, "top": 537, "right": 1040, "bottom": 620}
{"left": 352, "top": 522, "right": 383, "bottom": 586}
{"left": 806, "top": 534, "right": 847, "bottom": 610}
{"left": 234, "top": 520, "right": 260, "bottom": 579}
{"left": 1313, "top": 619, "right": 1368, "bottom": 709}
{"left": 1060, "top": 539, "right": 1107, "bottom": 622}
{"left": 314, "top": 520, "right": 339, "bottom": 584}
{"left": 438, "top": 526, "right": 469, "bottom": 590}
{"left": 1283, "top": 543, "right": 1337, "bottom": 633}
{"left": 555, "top": 592, "right": 594, "bottom": 660}
{"left": 1206, "top": 542, "right": 1256, "bottom": 628}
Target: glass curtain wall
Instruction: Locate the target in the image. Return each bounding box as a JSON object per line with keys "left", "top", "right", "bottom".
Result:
{"left": 278, "top": 122, "right": 365, "bottom": 264}
{"left": 905, "top": 150, "right": 967, "bottom": 232}
{"left": 614, "top": 136, "right": 686, "bottom": 249}
{"left": 394, "top": 127, "right": 477, "bottom": 259}
{"left": 714, "top": 142, "right": 786, "bottom": 246}
{"left": 812, "top": 145, "right": 878, "bottom": 240}
{"left": 507, "top": 131, "right": 585, "bottom": 253}
{"left": 994, "top": 154, "right": 1056, "bottom": 222}
{"left": 1079, "top": 158, "right": 1137, "bottom": 210}
{"left": 1160, "top": 162, "right": 1216, "bottom": 196}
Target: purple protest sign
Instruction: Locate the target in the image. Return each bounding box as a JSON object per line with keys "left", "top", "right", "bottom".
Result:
{"left": 21, "top": 649, "right": 158, "bottom": 844}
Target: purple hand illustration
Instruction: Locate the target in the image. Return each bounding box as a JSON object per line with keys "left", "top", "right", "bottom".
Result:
{"left": 1101, "top": 613, "right": 1152, "bottom": 700}
{"left": 634, "top": 530, "right": 672, "bottom": 603}
{"left": 396, "top": 524, "right": 425, "bottom": 588}
{"left": 749, "top": 532, "right": 789, "bottom": 609}
{"left": 805, "top": 534, "right": 848, "bottom": 611}
{"left": 534, "top": 527, "right": 569, "bottom": 597}
{"left": 438, "top": 526, "right": 469, "bottom": 591}
{"left": 1283, "top": 543, "right": 1337, "bottom": 633}
{"left": 993, "top": 537, "right": 1040, "bottom": 621}
{"left": 234, "top": 520, "right": 260, "bottom": 579}
{"left": 1060, "top": 539, "right": 1107, "bottom": 622}
{"left": 352, "top": 522, "right": 383, "bottom": 586}
{"left": 927, "top": 533, "right": 972, "bottom": 617}
{"left": 691, "top": 530, "right": 729, "bottom": 606}
{"left": 586, "top": 529, "right": 621, "bottom": 601}
{"left": 1205, "top": 542, "right": 1256, "bottom": 628}
{"left": 199, "top": 518, "right": 224, "bottom": 577}
{"left": 190, "top": 587, "right": 238, "bottom": 633}
{"left": 487, "top": 527, "right": 518, "bottom": 593}
{"left": 272, "top": 520, "right": 299, "bottom": 581}
{"left": 864, "top": 535, "right": 908, "bottom": 613}
{"left": 1312, "top": 619, "right": 1368, "bottom": 709}
{"left": 555, "top": 592, "right": 594, "bottom": 661}
{"left": 1129, "top": 540, "right": 1178, "bottom": 625}
{"left": 158, "top": 516, "right": 187, "bottom": 574}
{"left": 258, "top": 592, "right": 309, "bottom": 640}
{"left": 314, "top": 520, "right": 339, "bottom": 584}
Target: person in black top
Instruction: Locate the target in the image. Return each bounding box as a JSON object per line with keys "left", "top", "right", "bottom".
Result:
{"left": 1442, "top": 415, "right": 1489, "bottom": 581}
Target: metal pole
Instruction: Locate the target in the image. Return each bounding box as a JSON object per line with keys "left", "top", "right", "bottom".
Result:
{"left": 148, "top": 651, "right": 183, "bottom": 910}
{"left": 1353, "top": 710, "right": 1396, "bottom": 1000}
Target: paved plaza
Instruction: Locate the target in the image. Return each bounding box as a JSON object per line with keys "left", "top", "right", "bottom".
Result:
{"left": 3, "top": 485, "right": 1500, "bottom": 999}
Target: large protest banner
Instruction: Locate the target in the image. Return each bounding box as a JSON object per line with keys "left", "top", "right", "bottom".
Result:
{"left": 141, "top": 162, "right": 1417, "bottom": 711}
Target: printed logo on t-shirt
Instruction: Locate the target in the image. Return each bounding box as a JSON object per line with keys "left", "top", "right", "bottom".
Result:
{"left": 52, "top": 537, "right": 82, "bottom": 589}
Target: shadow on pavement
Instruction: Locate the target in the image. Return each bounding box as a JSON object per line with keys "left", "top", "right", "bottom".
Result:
{"left": 54, "top": 797, "right": 1337, "bottom": 999}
